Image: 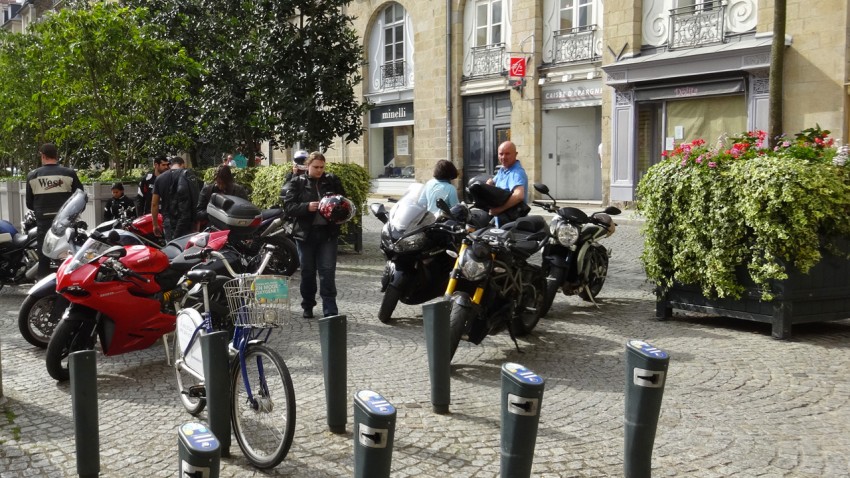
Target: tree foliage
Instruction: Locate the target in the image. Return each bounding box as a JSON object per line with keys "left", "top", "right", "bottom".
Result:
{"left": 125, "top": 0, "right": 367, "bottom": 161}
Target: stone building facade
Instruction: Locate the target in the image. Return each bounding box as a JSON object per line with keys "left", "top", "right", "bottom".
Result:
{"left": 309, "top": 0, "right": 849, "bottom": 203}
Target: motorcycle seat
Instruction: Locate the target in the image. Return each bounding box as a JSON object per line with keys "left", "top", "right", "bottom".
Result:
{"left": 186, "top": 269, "right": 216, "bottom": 284}
{"left": 161, "top": 244, "right": 183, "bottom": 260}
{"left": 12, "top": 234, "right": 30, "bottom": 248}
{"left": 261, "top": 208, "right": 283, "bottom": 220}
{"left": 506, "top": 216, "right": 548, "bottom": 258}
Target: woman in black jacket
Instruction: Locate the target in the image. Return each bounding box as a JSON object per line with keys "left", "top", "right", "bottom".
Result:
{"left": 196, "top": 165, "right": 248, "bottom": 224}
{"left": 281, "top": 152, "right": 345, "bottom": 319}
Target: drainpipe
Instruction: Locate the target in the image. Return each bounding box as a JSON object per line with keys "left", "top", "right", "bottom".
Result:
{"left": 446, "top": 0, "right": 453, "bottom": 161}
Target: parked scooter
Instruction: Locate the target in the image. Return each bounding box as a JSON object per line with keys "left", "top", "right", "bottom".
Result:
{"left": 443, "top": 202, "right": 550, "bottom": 359}
{"left": 370, "top": 184, "right": 486, "bottom": 323}
{"left": 531, "top": 183, "right": 620, "bottom": 316}
{"left": 44, "top": 228, "right": 237, "bottom": 381}
{"left": 0, "top": 211, "right": 39, "bottom": 290}
{"left": 18, "top": 190, "right": 166, "bottom": 348}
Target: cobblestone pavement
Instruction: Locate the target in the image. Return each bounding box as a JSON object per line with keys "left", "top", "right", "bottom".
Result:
{"left": 2, "top": 206, "right": 850, "bottom": 477}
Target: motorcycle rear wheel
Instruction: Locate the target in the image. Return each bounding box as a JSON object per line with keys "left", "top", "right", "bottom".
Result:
{"left": 378, "top": 285, "right": 401, "bottom": 323}
{"left": 449, "top": 298, "right": 474, "bottom": 360}
{"left": 262, "top": 235, "right": 300, "bottom": 276}
{"left": 45, "top": 318, "right": 97, "bottom": 382}
{"left": 18, "top": 293, "right": 58, "bottom": 348}
{"left": 579, "top": 248, "right": 609, "bottom": 301}
{"left": 511, "top": 279, "right": 545, "bottom": 336}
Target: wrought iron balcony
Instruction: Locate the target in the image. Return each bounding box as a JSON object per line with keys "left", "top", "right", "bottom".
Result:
{"left": 668, "top": 0, "right": 726, "bottom": 50}
{"left": 553, "top": 25, "right": 599, "bottom": 64}
{"left": 380, "top": 60, "right": 405, "bottom": 89}
{"left": 470, "top": 43, "right": 506, "bottom": 77}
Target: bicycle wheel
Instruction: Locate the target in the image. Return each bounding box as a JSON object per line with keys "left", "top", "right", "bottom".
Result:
{"left": 231, "top": 343, "right": 296, "bottom": 469}
{"left": 173, "top": 319, "right": 206, "bottom": 416}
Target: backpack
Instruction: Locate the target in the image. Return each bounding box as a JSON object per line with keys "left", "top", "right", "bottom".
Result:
{"left": 169, "top": 169, "right": 201, "bottom": 222}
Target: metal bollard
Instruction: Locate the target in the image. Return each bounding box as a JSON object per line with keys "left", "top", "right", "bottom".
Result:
{"left": 69, "top": 350, "right": 99, "bottom": 478}
{"left": 319, "top": 314, "right": 347, "bottom": 433}
{"left": 353, "top": 390, "right": 396, "bottom": 478}
{"left": 624, "top": 340, "right": 670, "bottom": 478}
{"left": 500, "top": 362, "right": 545, "bottom": 478}
{"left": 177, "top": 422, "right": 220, "bottom": 478}
{"left": 201, "top": 331, "right": 231, "bottom": 457}
{"left": 422, "top": 300, "right": 451, "bottom": 414}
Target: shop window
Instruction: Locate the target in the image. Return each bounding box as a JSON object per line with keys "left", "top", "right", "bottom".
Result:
{"left": 370, "top": 125, "right": 415, "bottom": 179}
{"left": 665, "top": 95, "right": 746, "bottom": 147}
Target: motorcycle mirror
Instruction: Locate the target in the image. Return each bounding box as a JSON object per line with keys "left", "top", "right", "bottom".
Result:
{"left": 436, "top": 198, "right": 454, "bottom": 218}
{"left": 533, "top": 183, "right": 550, "bottom": 195}
{"left": 108, "top": 230, "right": 121, "bottom": 244}
{"left": 369, "top": 203, "right": 389, "bottom": 224}
{"left": 604, "top": 206, "right": 622, "bottom": 215}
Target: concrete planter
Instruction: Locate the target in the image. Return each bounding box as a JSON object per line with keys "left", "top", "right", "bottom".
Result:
{"left": 656, "top": 239, "right": 850, "bottom": 339}
{"left": 0, "top": 181, "right": 21, "bottom": 224}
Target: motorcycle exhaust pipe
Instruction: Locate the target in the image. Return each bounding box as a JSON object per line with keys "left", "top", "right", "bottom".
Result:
{"left": 25, "top": 262, "right": 39, "bottom": 280}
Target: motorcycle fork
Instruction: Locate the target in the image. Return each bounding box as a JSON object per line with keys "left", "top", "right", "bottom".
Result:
{"left": 444, "top": 243, "right": 466, "bottom": 296}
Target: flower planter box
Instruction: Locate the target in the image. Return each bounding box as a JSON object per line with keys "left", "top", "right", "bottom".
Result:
{"left": 656, "top": 240, "right": 850, "bottom": 339}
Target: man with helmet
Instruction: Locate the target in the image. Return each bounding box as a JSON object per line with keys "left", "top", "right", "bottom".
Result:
{"left": 281, "top": 151, "right": 351, "bottom": 318}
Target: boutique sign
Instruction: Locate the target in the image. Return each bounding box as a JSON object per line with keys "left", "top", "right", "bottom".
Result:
{"left": 370, "top": 102, "right": 414, "bottom": 125}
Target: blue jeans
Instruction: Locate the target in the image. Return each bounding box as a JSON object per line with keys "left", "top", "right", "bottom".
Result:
{"left": 296, "top": 226, "right": 338, "bottom": 316}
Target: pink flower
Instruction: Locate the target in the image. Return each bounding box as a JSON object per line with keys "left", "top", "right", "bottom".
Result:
{"left": 708, "top": 162, "right": 717, "bottom": 168}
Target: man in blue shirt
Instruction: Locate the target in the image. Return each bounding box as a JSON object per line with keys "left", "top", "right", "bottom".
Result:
{"left": 486, "top": 141, "right": 528, "bottom": 220}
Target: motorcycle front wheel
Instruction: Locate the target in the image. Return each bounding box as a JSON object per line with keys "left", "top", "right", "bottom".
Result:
{"left": 538, "top": 266, "right": 564, "bottom": 319}
{"left": 378, "top": 285, "right": 401, "bottom": 323}
{"left": 449, "top": 296, "right": 474, "bottom": 360}
{"left": 45, "top": 318, "right": 97, "bottom": 382}
{"left": 579, "top": 248, "right": 609, "bottom": 301}
{"left": 18, "top": 293, "right": 58, "bottom": 348}
{"left": 511, "top": 278, "right": 545, "bottom": 336}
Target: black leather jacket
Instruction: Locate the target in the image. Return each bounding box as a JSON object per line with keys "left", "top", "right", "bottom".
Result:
{"left": 281, "top": 173, "right": 345, "bottom": 241}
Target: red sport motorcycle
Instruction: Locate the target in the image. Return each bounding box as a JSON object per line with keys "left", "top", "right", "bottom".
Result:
{"left": 44, "top": 230, "right": 234, "bottom": 381}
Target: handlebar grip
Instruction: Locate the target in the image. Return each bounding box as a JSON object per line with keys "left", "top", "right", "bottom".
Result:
{"left": 183, "top": 251, "right": 204, "bottom": 260}
{"left": 128, "top": 270, "right": 151, "bottom": 283}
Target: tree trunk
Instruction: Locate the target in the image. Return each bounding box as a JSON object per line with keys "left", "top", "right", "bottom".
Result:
{"left": 767, "top": 0, "right": 787, "bottom": 148}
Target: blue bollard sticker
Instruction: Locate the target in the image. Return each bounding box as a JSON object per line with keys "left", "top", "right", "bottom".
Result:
{"left": 627, "top": 340, "right": 669, "bottom": 359}
{"left": 502, "top": 363, "right": 544, "bottom": 385}
{"left": 355, "top": 390, "right": 396, "bottom": 416}
{"left": 179, "top": 422, "right": 219, "bottom": 450}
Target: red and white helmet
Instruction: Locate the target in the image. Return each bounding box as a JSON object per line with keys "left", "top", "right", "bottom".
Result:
{"left": 318, "top": 194, "right": 356, "bottom": 224}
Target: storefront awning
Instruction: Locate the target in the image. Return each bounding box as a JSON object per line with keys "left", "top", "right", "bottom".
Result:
{"left": 603, "top": 33, "right": 791, "bottom": 86}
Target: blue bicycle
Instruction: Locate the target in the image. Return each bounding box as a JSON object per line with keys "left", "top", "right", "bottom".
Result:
{"left": 173, "top": 245, "right": 295, "bottom": 469}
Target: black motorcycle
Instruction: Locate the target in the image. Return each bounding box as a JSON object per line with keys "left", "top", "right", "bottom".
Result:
{"left": 532, "top": 183, "right": 620, "bottom": 316}
{"left": 444, "top": 208, "right": 550, "bottom": 359}
{"left": 370, "top": 185, "right": 487, "bottom": 323}
{"left": 0, "top": 212, "right": 39, "bottom": 290}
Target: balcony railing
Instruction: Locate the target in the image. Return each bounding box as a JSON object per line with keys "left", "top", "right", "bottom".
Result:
{"left": 380, "top": 60, "right": 406, "bottom": 89}
{"left": 668, "top": 0, "right": 726, "bottom": 50}
{"left": 470, "top": 43, "right": 506, "bottom": 77}
{"left": 553, "top": 25, "right": 599, "bottom": 64}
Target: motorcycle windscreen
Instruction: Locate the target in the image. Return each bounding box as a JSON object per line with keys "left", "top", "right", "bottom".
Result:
{"left": 50, "top": 189, "right": 88, "bottom": 236}
{"left": 388, "top": 183, "right": 434, "bottom": 232}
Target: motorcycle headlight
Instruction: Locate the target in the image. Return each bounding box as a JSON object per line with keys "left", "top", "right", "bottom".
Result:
{"left": 459, "top": 246, "right": 490, "bottom": 281}
{"left": 394, "top": 232, "right": 427, "bottom": 252}
{"left": 552, "top": 222, "right": 579, "bottom": 247}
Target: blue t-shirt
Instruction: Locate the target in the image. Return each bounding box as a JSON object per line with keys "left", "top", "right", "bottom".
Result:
{"left": 232, "top": 154, "right": 248, "bottom": 169}
{"left": 493, "top": 161, "right": 528, "bottom": 202}
{"left": 418, "top": 179, "right": 459, "bottom": 214}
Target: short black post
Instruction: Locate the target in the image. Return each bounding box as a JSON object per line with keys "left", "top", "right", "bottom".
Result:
{"left": 201, "top": 331, "right": 231, "bottom": 456}
{"left": 319, "top": 314, "right": 347, "bottom": 433}
{"left": 500, "top": 363, "right": 545, "bottom": 478}
{"left": 69, "top": 350, "right": 99, "bottom": 478}
{"left": 422, "top": 300, "right": 451, "bottom": 414}
{"left": 177, "top": 422, "right": 220, "bottom": 478}
{"left": 624, "top": 340, "right": 670, "bottom": 478}
{"left": 353, "top": 390, "right": 396, "bottom": 478}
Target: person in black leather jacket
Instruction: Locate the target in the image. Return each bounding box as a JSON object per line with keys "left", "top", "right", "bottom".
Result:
{"left": 281, "top": 152, "right": 345, "bottom": 319}
{"left": 196, "top": 165, "right": 248, "bottom": 225}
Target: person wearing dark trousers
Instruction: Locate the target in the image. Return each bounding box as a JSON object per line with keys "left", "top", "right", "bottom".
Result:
{"left": 103, "top": 182, "right": 136, "bottom": 222}
{"left": 281, "top": 152, "right": 345, "bottom": 319}
{"left": 135, "top": 155, "right": 170, "bottom": 216}
{"left": 26, "top": 143, "right": 84, "bottom": 278}
{"left": 150, "top": 157, "right": 195, "bottom": 241}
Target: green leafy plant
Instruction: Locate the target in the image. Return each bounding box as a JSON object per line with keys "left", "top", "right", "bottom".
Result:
{"left": 638, "top": 127, "right": 850, "bottom": 300}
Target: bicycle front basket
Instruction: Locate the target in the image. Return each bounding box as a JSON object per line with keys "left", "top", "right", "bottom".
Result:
{"left": 223, "top": 274, "right": 291, "bottom": 328}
